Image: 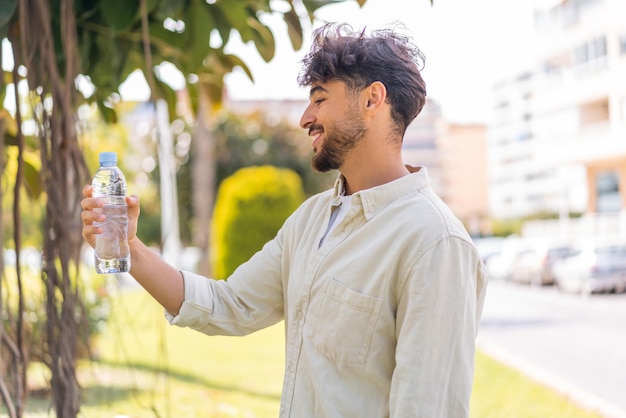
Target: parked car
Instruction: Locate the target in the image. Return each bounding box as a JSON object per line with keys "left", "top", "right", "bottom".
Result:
{"left": 536, "top": 245, "right": 577, "bottom": 286}
{"left": 552, "top": 241, "right": 626, "bottom": 294}
{"left": 507, "top": 244, "right": 577, "bottom": 286}
{"left": 509, "top": 247, "right": 544, "bottom": 285}
{"left": 484, "top": 235, "right": 535, "bottom": 281}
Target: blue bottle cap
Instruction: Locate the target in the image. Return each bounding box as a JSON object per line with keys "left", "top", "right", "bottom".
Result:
{"left": 99, "top": 152, "right": 118, "bottom": 164}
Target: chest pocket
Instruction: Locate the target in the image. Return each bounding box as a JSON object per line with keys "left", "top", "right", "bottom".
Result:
{"left": 310, "top": 278, "right": 382, "bottom": 364}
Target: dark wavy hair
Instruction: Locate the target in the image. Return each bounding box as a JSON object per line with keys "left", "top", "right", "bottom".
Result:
{"left": 298, "top": 23, "right": 427, "bottom": 137}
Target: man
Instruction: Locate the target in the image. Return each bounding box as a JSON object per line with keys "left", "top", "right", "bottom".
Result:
{"left": 81, "top": 23, "right": 487, "bottom": 418}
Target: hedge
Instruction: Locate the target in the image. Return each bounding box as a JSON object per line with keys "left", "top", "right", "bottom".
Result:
{"left": 210, "top": 165, "right": 305, "bottom": 279}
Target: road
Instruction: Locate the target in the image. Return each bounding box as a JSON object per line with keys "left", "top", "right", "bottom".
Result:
{"left": 477, "top": 280, "right": 626, "bottom": 418}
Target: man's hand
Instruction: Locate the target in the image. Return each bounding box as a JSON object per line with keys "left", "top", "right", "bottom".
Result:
{"left": 80, "top": 184, "right": 140, "bottom": 248}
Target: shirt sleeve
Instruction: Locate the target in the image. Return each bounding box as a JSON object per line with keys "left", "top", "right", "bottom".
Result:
{"left": 165, "top": 227, "right": 286, "bottom": 336}
{"left": 390, "top": 236, "right": 488, "bottom": 418}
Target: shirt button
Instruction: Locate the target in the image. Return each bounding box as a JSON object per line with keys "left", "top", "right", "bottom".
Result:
{"left": 288, "top": 364, "right": 294, "bottom": 373}
{"left": 295, "top": 310, "right": 303, "bottom": 320}
{"left": 369, "top": 205, "right": 375, "bottom": 213}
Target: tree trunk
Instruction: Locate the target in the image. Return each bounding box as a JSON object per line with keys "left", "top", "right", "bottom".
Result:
{"left": 13, "top": 0, "right": 90, "bottom": 416}
{"left": 191, "top": 89, "right": 217, "bottom": 276}
{"left": 0, "top": 82, "right": 20, "bottom": 418}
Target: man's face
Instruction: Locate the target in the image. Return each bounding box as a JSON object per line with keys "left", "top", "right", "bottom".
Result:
{"left": 300, "top": 80, "right": 367, "bottom": 172}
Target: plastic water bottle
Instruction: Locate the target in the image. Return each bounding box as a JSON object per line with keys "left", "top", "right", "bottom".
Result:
{"left": 92, "top": 152, "right": 130, "bottom": 274}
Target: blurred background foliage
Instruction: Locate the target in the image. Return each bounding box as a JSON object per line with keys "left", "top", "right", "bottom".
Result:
{"left": 130, "top": 106, "right": 335, "bottom": 246}
{"left": 0, "top": 0, "right": 364, "bottom": 416}
{"left": 211, "top": 165, "right": 305, "bottom": 279}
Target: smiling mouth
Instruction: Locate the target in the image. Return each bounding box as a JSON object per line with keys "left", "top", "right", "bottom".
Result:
{"left": 310, "top": 130, "right": 323, "bottom": 151}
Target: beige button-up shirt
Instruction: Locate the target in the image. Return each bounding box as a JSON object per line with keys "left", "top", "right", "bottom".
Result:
{"left": 167, "top": 166, "right": 488, "bottom": 417}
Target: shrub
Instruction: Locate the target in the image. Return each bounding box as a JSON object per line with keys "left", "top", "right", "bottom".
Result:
{"left": 210, "top": 165, "right": 304, "bottom": 279}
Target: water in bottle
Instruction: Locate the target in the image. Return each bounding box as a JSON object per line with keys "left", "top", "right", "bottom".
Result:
{"left": 92, "top": 152, "right": 130, "bottom": 273}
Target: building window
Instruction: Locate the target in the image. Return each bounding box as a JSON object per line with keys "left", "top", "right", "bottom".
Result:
{"left": 590, "top": 36, "right": 606, "bottom": 59}
{"left": 572, "top": 36, "right": 607, "bottom": 75}
{"left": 573, "top": 36, "right": 606, "bottom": 65}
{"left": 596, "top": 171, "right": 621, "bottom": 213}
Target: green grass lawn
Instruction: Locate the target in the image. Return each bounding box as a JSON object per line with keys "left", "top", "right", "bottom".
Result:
{"left": 17, "top": 288, "right": 605, "bottom": 417}
{"left": 471, "top": 350, "right": 603, "bottom": 418}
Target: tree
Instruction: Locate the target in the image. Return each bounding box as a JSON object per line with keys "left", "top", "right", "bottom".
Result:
{"left": 0, "top": 0, "right": 371, "bottom": 416}
{"left": 169, "top": 108, "right": 336, "bottom": 246}
{"left": 212, "top": 109, "right": 336, "bottom": 196}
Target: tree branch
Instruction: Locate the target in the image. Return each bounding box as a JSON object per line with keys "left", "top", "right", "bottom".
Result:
{"left": 140, "top": 0, "right": 157, "bottom": 100}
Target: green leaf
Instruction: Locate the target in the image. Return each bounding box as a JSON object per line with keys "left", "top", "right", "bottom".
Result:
{"left": 153, "top": 0, "right": 186, "bottom": 21}
{"left": 283, "top": 6, "right": 303, "bottom": 51}
{"left": 0, "top": 0, "right": 17, "bottom": 28}
{"left": 222, "top": 54, "right": 253, "bottom": 81}
{"left": 87, "top": 35, "right": 118, "bottom": 93}
{"left": 204, "top": 80, "right": 224, "bottom": 105}
{"left": 2, "top": 131, "right": 17, "bottom": 146}
{"left": 147, "top": 22, "right": 190, "bottom": 69}
{"left": 247, "top": 17, "right": 275, "bottom": 62}
{"left": 78, "top": 30, "right": 95, "bottom": 74}
{"left": 186, "top": 80, "right": 200, "bottom": 116}
{"left": 220, "top": 1, "right": 253, "bottom": 42}
{"left": 24, "top": 134, "right": 38, "bottom": 151}
{"left": 188, "top": 0, "right": 216, "bottom": 69}
{"left": 120, "top": 48, "right": 148, "bottom": 88}
{"left": 145, "top": 0, "right": 160, "bottom": 14}
{"left": 196, "top": 70, "right": 225, "bottom": 105}
{"left": 301, "top": 0, "right": 343, "bottom": 21}
{"left": 100, "top": 0, "right": 140, "bottom": 31}
{"left": 97, "top": 101, "right": 118, "bottom": 124}
{"left": 0, "top": 82, "right": 6, "bottom": 104}
{"left": 0, "top": 107, "right": 17, "bottom": 138}
{"left": 23, "top": 159, "right": 43, "bottom": 199}
{"left": 207, "top": 6, "right": 232, "bottom": 47}
{"left": 3, "top": 70, "right": 11, "bottom": 86}
{"left": 149, "top": 21, "right": 185, "bottom": 47}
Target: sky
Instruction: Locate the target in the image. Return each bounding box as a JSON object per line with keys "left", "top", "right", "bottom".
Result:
{"left": 2, "top": 0, "right": 535, "bottom": 124}
{"left": 220, "top": 0, "right": 536, "bottom": 124}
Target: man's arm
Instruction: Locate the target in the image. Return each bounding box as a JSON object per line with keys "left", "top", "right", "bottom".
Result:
{"left": 81, "top": 185, "right": 184, "bottom": 315}
{"left": 391, "top": 237, "right": 487, "bottom": 418}
{"left": 127, "top": 237, "right": 185, "bottom": 315}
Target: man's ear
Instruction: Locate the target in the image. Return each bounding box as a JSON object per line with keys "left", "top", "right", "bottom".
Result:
{"left": 364, "top": 81, "right": 387, "bottom": 111}
{"left": 363, "top": 81, "right": 387, "bottom": 116}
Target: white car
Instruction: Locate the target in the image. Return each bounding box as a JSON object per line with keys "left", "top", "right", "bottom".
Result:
{"left": 552, "top": 241, "right": 626, "bottom": 294}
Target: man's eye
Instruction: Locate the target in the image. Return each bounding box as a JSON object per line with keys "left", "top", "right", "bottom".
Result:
{"left": 315, "top": 98, "right": 325, "bottom": 105}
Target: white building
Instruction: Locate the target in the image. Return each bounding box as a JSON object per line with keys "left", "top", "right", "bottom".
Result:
{"left": 488, "top": 0, "right": 626, "bottom": 220}
{"left": 401, "top": 100, "right": 444, "bottom": 193}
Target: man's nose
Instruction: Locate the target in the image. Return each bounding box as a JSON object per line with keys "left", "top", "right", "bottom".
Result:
{"left": 300, "top": 105, "right": 314, "bottom": 130}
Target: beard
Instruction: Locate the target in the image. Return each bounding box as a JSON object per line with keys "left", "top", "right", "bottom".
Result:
{"left": 312, "top": 104, "right": 367, "bottom": 173}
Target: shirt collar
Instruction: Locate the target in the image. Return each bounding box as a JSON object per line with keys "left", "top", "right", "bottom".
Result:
{"left": 330, "top": 165, "right": 430, "bottom": 220}
{"left": 330, "top": 174, "right": 347, "bottom": 207}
